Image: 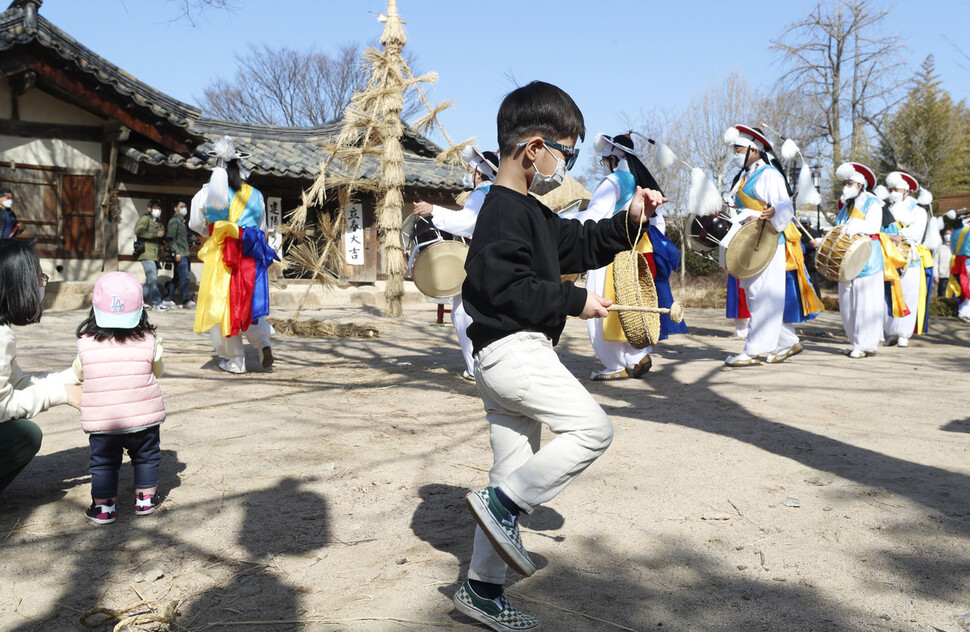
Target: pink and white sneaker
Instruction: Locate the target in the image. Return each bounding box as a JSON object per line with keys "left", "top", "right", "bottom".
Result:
{"left": 85, "top": 499, "right": 116, "bottom": 525}
{"left": 135, "top": 492, "right": 158, "bottom": 516}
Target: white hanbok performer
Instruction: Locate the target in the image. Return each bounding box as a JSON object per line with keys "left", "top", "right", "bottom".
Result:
{"left": 882, "top": 171, "right": 932, "bottom": 346}
{"left": 948, "top": 214, "right": 970, "bottom": 322}
{"left": 574, "top": 133, "right": 686, "bottom": 380}
{"left": 413, "top": 146, "right": 499, "bottom": 380}
{"left": 834, "top": 162, "right": 891, "bottom": 358}
{"left": 189, "top": 137, "right": 278, "bottom": 374}
{"left": 722, "top": 125, "right": 797, "bottom": 367}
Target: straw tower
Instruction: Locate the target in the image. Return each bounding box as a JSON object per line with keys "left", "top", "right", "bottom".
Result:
{"left": 287, "top": 0, "right": 469, "bottom": 318}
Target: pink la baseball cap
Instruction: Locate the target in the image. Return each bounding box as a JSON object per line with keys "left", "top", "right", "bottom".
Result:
{"left": 92, "top": 271, "right": 144, "bottom": 328}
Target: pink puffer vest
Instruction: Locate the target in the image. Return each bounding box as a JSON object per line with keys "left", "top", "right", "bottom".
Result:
{"left": 78, "top": 335, "right": 165, "bottom": 434}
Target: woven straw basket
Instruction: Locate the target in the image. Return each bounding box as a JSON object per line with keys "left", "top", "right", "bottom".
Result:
{"left": 612, "top": 249, "right": 660, "bottom": 349}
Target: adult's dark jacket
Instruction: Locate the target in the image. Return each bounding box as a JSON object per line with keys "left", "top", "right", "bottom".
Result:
{"left": 462, "top": 184, "right": 641, "bottom": 354}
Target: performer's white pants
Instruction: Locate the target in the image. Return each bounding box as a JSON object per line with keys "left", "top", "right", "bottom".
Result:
{"left": 884, "top": 264, "right": 920, "bottom": 340}
{"left": 740, "top": 244, "right": 793, "bottom": 357}
{"left": 209, "top": 318, "right": 274, "bottom": 364}
{"left": 839, "top": 273, "right": 884, "bottom": 352}
{"left": 585, "top": 266, "right": 651, "bottom": 372}
{"left": 450, "top": 294, "right": 475, "bottom": 375}
{"left": 468, "top": 332, "right": 612, "bottom": 585}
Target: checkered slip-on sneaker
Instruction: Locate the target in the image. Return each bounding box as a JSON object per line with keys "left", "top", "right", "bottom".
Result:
{"left": 85, "top": 499, "right": 116, "bottom": 525}
{"left": 134, "top": 492, "right": 157, "bottom": 516}
{"left": 453, "top": 580, "right": 540, "bottom": 631}
{"left": 466, "top": 487, "right": 536, "bottom": 577}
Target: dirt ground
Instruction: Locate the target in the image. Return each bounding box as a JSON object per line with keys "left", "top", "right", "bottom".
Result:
{"left": 1, "top": 299, "right": 969, "bottom": 632}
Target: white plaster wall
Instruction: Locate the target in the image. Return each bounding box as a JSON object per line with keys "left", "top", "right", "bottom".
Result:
{"left": 0, "top": 136, "right": 101, "bottom": 171}
{"left": 16, "top": 87, "right": 105, "bottom": 125}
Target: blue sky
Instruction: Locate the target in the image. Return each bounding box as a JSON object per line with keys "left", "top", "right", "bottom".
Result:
{"left": 39, "top": 0, "right": 970, "bottom": 162}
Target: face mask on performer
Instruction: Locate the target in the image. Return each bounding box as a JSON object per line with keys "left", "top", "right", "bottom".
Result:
{"left": 462, "top": 172, "right": 475, "bottom": 191}
{"left": 889, "top": 189, "right": 906, "bottom": 204}
{"left": 732, "top": 145, "right": 753, "bottom": 169}
{"left": 842, "top": 182, "right": 862, "bottom": 201}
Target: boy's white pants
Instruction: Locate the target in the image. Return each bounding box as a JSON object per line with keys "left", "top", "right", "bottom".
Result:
{"left": 209, "top": 318, "right": 274, "bottom": 365}
{"left": 467, "top": 332, "right": 613, "bottom": 584}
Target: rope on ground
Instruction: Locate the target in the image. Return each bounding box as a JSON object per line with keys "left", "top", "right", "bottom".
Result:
{"left": 191, "top": 616, "right": 456, "bottom": 629}
{"left": 79, "top": 600, "right": 178, "bottom": 632}
{"left": 507, "top": 591, "right": 642, "bottom": 632}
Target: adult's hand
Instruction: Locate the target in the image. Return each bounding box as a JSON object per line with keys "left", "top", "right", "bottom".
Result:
{"left": 412, "top": 201, "right": 433, "bottom": 216}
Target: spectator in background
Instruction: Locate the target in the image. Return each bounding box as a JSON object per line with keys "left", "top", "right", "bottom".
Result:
{"left": 162, "top": 201, "right": 195, "bottom": 309}
{"left": 133, "top": 200, "right": 167, "bottom": 311}
{"left": 0, "top": 189, "right": 23, "bottom": 239}
{"left": 938, "top": 227, "right": 952, "bottom": 298}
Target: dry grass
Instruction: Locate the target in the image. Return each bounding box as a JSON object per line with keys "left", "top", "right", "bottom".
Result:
{"left": 266, "top": 318, "right": 379, "bottom": 338}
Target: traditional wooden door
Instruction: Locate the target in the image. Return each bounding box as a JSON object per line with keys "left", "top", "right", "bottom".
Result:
{"left": 61, "top": 174, "right": 96, "bottom": 253}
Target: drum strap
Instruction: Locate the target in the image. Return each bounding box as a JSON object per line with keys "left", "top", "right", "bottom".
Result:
{"left": 783, "top": 223, "right": 824, "bottom": 316}
{"left": 877, "top": 233, "right": 910, "bottom": 317}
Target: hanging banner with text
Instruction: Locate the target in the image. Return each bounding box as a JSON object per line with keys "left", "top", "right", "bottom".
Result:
{"left": 344, "top": 203, "right": 364, "bottom": 266}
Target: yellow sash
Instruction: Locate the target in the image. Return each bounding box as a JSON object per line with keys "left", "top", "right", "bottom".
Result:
{"left": 783, "top": 223, "right": 824, "bottom": 316}
{"left": 736, "top": 178, "right": 764, "bottom": 213}
{"left": 847, "top": 202, "right": 866, "bottom": 220}
{"left": 603, "top": 233, "right": 653, "bottom": 342}
{"left": 193, "top": 184, "right": 253, "bottom": 334}
{"left": 914, "top": 245, "right": 933, "bottom": 334}
{"left": 946, "top": 228, "right": 969, "bottom": 299}
{"left": 878, "top": 233, "right": 909, "bottom": 318}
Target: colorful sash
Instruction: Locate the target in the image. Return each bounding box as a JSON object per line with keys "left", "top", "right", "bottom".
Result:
{"left": 915, "top": 245, "right": 933, "bottom": 334}
{"left": 947, "top": 228, "right": 970, "bottom": 300}
{"left": 878, "top": 233, "right": 910, "bottom": 318}
{"left": 783, "top": 223, "right": 824, "bottom": 321}
{"left": 194, "top": 185, "right": 252, "bottom": 334}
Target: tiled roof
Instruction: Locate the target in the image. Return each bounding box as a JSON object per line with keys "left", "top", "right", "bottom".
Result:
{"left": 121, "top": 118, "right": 464, "bottom": 191}
{"left": 1, "top": 1, "right": 463, "bottom": 192}
{"left": 0, "top": 2, "right": 202, "bottom": 133}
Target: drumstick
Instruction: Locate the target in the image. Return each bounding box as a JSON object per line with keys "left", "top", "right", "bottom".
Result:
{"left": 608, "top": 301, "right": 685, "bottom": 324}
{"left": 753, "top": 219, "right": 767, "bottom": 251}
{"left": 791, "top": 218, "right": 816, "bottom": 241}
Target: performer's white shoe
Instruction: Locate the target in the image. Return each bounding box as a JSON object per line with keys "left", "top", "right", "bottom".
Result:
{"left": 725, "top": 353, "right": 760, "bottom": 367}
{"left": 590, "top": 367, "right": 630, "bottom": 381}
{"left": 218, "top": 358, "right": 246, "bottom": 374}
{"left": 847, "top": 349, "right": 875, "bottom": 359}
{"left": 764, "top": 342, "right": 804, "bottom": 364}
{"left": 896, "top": 337, "right": 909, "bottom": 347}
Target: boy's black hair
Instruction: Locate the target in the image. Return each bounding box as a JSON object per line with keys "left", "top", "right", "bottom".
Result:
{"left": 0, "top": 188, "right": 12, "bottom": 197}
{"left": 0, "top": 239, "right": 43, "bottom": 326}
{"left": 497, "top": 81, "right": 585, "bottom": 155}
{"left": 147, "top": 199, "right": 162, "bottom": 210}
{"left": 76, "top": 307, "right": 156, "bottom": 343}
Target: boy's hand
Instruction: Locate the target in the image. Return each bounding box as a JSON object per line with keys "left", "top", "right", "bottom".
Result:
{"left": 760, "top": 206, "right": 775, "bottom": 220}
{"left": 64, "top": 384, "right": 82, "bottom": 410}
{"left": 628, "top": 186, "right": 666, "bottom": 223}
{"left": 412, "top": 201, "right": 433, "bottom": 216}
{"left": 579, "top": 290, "right": 612, "bottom": 320}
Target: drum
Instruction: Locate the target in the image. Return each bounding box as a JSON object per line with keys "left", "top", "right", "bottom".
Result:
{"left": 686, "top": 210, "right": 735, "bottom": 253}
{"left": 402, "top": 215, "right": 469, "bottom": 298}
{"left": 815, "top": 225, "right": 872, "bottom": 283}
{"left": 718, "top": 211, "right": 779, "bottom": 279}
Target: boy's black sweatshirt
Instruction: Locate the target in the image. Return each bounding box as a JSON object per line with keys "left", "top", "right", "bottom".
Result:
{"left": 463, "top": 184, "right": 641, "bottom": 354}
